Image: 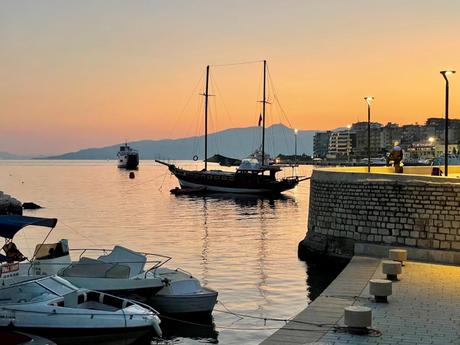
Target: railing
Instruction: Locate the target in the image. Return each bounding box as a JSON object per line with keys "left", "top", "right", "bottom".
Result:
{"left": 22, "top": 248, "right": 173, "bottom": 278}
{"left": 69, "top": 248, "right": 172, "bottom": 273}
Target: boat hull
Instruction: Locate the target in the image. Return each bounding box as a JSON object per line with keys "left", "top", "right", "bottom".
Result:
{"left": 172, "top": 168, "right": 298, "bottom": 194}
{"left": 118, "top": 153, "right": 139, "bottom": 169}
{"left": 148, "top": 287, "right": 218, "bottom": 314}
{"left": 62, "top": 277, "right": 164, "bottom": 303}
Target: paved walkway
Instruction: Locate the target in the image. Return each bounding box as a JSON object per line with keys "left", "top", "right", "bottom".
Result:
{"left": 260, "top": 256, "right": 460, "bottom": 345}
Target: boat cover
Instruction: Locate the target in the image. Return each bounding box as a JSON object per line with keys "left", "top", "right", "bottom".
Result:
{"left": 0, "top": 215, "right": 58, "bottom": 239}
{"left": 206, "top": 154, "right": 242, "bottom": 167}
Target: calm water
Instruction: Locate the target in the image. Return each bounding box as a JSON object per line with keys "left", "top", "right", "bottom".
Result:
{"left": 0, "top": 160, "right": 340, "bottom": 345}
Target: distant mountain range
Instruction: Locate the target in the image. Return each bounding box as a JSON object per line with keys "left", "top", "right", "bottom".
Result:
{"left": 0, "top": 151, "right": 30, "bottom": 160}
{"left": 40, "top": 124, "right": 317, "bottom": 160}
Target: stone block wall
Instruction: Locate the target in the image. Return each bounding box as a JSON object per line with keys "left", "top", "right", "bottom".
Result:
{"left": 302, "top": 169, "right": 460, "bottom": 258}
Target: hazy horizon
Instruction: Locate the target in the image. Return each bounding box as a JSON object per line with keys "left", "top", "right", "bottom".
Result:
{"left": 1, "top": 1, "right": 458, "bottom": 155}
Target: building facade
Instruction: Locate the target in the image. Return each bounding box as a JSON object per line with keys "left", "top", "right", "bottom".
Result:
{"left": 313, "top": 131, "right": 331, "bottom": 158}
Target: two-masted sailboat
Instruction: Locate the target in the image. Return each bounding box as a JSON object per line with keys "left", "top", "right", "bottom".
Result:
{"left": 156, "top": 60, "right": 303, "bottom": 194}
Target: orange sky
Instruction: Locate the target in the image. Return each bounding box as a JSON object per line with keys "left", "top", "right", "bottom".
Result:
{"left": 0, "top": 1, "right": 459, "bottom": 155}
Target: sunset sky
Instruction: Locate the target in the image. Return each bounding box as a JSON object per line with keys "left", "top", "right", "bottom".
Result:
{"left": 1, "top": 0, "right": 459, "bottom": 155}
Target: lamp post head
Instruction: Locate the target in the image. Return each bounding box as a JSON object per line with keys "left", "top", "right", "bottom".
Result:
{"left": 364, "top": 96, "right": 374, "bottom": 105}
{"left": 347, "top": 124, "right": 352, "bottom": 129}
{"left": 294, "top": 128, "right": 298, "bottom": 135}
{"left": 441, "top": 70, "right": 456, "bottom": 81}
{"left": 428, "top": 137, "right": 435, "bottom": 144}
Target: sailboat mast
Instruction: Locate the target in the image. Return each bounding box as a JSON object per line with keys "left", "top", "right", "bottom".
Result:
{"left": 261, "top": 60, "right": 267, "bottom": 166}
{"left": 204, "top": 65, "right": 210, "bottom": 171}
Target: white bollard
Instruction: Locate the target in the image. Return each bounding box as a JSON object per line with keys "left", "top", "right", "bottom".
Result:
{"left": 369, "top": 279, "right": 392, "bottom": 303}
{"left": 389, "top": 249, "right": 407, "bottom": 266}
{"left": 344, "top": 306, "right": 372, "bottom": 334}
{"left": 382, "top": 260, "right": 402, "bottom": 281}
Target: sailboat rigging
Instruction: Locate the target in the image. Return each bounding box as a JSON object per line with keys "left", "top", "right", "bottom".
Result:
{"left": 156, "top": 60, "right": 306, "bottom": 194}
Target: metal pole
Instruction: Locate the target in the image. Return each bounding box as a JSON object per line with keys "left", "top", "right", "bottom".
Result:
{"left": 367, "top": 103, "right": 371, "bottom": 173}
{"left": 262, "top": 60, "right": 266, "bottom": 166}
{"left": 347, "top": 127, "right": 350, "bottom": 163}
{"left": 204, "top": 65, "right": 209, "bottom": 171}
{"left": 295, "top": 131, "right": 297, "bottom": 165}
{"left": 443, "top": 76, "right": 449, "bottom": 176}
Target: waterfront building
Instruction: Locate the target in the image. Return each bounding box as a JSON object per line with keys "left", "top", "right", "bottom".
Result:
{"left": 405, "top": 143, "right": 436, "bottom": 160}
{"left": 327, "top": 130, "right": 356, "bottom": 158}
{"left": 313, "top": 131, "right": 331, "bottom": 158}
{"left": 352, "top": 122, "right": 382, "bottom": 158}
{"left": 380, "top": 123, "right": 401, "bottom": 151}
{"left": 434, "top": 143, "right": 459, "bottom": 156}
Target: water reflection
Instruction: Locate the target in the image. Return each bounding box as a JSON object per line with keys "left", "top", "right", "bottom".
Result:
{"left": 1, "top": 162, "right": 316, "bottom": 345}
{"left": 158, "top": 315, "right": 218, "bottom": 343}
{"left": 305, "top": 259, "right": 349, "bottom": 301}
{"left": 183, "top": 192, "right": 296, "bottom": 208}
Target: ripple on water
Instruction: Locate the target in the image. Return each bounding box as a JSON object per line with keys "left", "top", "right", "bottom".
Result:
{"left": 0, "top": 161, "right": 336, "bottom": 345}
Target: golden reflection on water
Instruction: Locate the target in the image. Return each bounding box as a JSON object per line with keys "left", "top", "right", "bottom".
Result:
{"left": 0, "top": 160, "right": 313, "bottom": 345}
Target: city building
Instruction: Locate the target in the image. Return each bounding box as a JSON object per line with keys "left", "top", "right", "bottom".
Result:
{"left": 351, "top": 122, "right": 382, "bottom": 158}
{"left": 313, "top": 131, "right": 331, "bottom": 158}
{"left": 327, "top": 130, "right": 356, "bottom": 158}
{"left": 314, "top": 117, "right": 460, "bottom": 161}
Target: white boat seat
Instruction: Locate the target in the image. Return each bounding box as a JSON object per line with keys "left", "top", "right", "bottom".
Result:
{"left": 97, "top": 246, "right": 146, "bottom": 277}
{"left": 64, "top": 291, "right": 79, "bottom": 308}
{"left": 60, "top": 257, "right": 130, "bottom": 279}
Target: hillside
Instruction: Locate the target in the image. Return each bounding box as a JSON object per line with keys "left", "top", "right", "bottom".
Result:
{"left": 41, "top": 124, "right": 316, "bottom": 160}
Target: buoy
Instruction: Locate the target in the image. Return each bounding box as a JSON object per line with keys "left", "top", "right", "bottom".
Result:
{"left": 344, "top": 306, "right": 372, "bottom": 334}
{"left": 389, "top": 249, "right": 407, "bottom": 266}
{"left": 369, "top": 279, "right": 392, "bottom": 303}
{"left": 382, "top": 260, "right": 402, "bottom": 281}
{"left": 129, "top": 172, "right": 135, "bottom": 179}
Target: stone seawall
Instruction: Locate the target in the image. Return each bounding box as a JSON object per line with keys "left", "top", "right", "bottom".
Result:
{"left": 300, "top": 169, "right": 460, "bottom": 260}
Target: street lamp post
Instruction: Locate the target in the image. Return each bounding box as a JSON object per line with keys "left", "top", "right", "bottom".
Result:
{"left": 294, "top": 128, "right": 298, "bottom": 165}
{"left": 364, "top": 97, "right": 374, "bottom": 173}
{"left": 347, "top": 124, "right": 352, "bottom": 162}
{"left": 440, "top": 70, "right": 456, "bottom": 176}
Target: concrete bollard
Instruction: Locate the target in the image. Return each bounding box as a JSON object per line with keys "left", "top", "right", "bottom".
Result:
{"left": 369, "top": 279, "right": 392, "bottom": 303}
{"left": 389, "top": 249, "right": 407, "bottom": 266}
{"left": 382, "top": 260, "right": 402, "bottom": 281}
{"left": 344, "top": 306, "right": 372, "bottom": 334}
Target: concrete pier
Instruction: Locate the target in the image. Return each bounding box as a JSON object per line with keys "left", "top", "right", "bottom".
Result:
{"left": 260, "top": 255, "right": 460, "bottom": 344}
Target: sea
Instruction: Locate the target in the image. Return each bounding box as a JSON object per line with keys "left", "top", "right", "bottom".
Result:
{"left": 0, "top": 160, "right": 345, "bottom": 345}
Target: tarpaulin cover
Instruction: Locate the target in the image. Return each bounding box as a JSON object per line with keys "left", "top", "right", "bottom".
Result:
{"left": 0, "top": 215, "right": 57, "bottom": 239}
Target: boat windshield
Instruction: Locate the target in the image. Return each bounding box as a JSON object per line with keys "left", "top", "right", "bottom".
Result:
{"left": 38, "top": 276, "right": 76, "bottom": 296}
{"left": 0, "top": 281, "right": 58, "bottom": 304}
{"left": 0, "top": 276, "right": 76, "bottom": 304}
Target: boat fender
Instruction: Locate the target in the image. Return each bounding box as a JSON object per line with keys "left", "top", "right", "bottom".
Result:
{"left": 99, "top": 293, "right": 105, "bottom": 304}
{"left": 153, "top": 316, "right": 162, "bottom": 337}
{"left": 122, "top": 300, "right": 128, "bottom": 309}
{"left": 193, "top": 155, "right": 199, "bottom": 161}
{"left": 129, "top": 172, "right": 135, "bottom": 179}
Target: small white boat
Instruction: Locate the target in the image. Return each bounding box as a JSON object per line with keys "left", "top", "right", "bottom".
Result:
{"left": 61, "top": 246, "right": 218, "bottom": 315}
{"left": 150, "top": 267, "right": 218, "bottom": 314}
{"left": 0, "top": 215, "right": 218, "bottom": 315}
{"left": 0, "top": 275, "right": 162, "bottom": 337}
